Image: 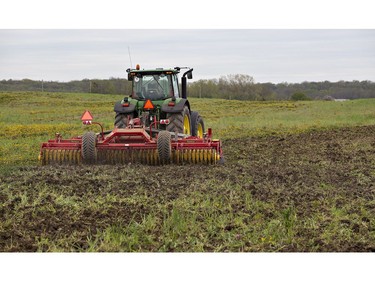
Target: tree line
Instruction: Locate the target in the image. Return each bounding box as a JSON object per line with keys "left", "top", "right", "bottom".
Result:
{"left": 1, "top": 75, "right": 375, "bottom": 100}
{"left": 187, "top": 75, "right": 375, "bottom": 100}
{"left": 0, "top": 78, "right": 132, "bottom": 95}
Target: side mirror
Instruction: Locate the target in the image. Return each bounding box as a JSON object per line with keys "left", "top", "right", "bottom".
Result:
{"left": 127, "top": 73, "right": 133, "bottom": 81}
{"left": 183, "top": 68, "right": 193, "bottom": 80}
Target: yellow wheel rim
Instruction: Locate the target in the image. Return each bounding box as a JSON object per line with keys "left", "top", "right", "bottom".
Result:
{"left": 183, "top": 114, "right": 191, "bottom": 135}
{"left": 197, "top": 123, "right": 203, "bottom": 138}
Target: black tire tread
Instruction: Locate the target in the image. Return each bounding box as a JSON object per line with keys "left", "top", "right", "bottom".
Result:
{"left": 190, "top": 111, "right": 205, "bottom": 137}
{"left": 166, "top": 106, "right": 190, "bottom": 135}
{"left": 115, "top": 113, "right": 133, "bottom": 128}
{"left": 82, "top": 131, "right": 97, "bottom": 164}
{"left": 157, "top": 131, "right": 171, "bottom": 164}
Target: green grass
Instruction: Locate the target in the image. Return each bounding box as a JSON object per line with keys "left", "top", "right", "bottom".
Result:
{"left": 1, "top": 91, "right": 375, "bottom": 169}
{"left": 0, "top": 92, "right": 119, "bottom": 170}
{"left": 190, "top": 98, "right": 375, "bottom": 139}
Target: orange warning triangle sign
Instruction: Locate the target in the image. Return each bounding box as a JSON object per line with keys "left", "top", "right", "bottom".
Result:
{"left": 143, "top": 99, "right": 154, "bottom": 110}
{"left": 81, "top": 110, "right": 94, "bottom": 121}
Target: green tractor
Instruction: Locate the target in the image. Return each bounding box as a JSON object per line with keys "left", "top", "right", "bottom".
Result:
{"left": 39, "top": 64, "right": 223, "bottom": 165}
{"left": 114, "top": 64, "right": 205, "bottom": 138}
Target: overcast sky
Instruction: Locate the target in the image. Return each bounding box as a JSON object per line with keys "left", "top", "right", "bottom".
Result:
{"left": 0, "top": 29, "right": 374, "bottom": 83}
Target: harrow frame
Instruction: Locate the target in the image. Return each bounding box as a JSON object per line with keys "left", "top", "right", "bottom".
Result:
{"left": 39, "top": 126, "right": 223, "bottom": 165}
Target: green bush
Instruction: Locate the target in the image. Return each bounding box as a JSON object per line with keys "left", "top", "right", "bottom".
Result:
{"left": 291, "top": 92, "right": 311, "bottom": 101}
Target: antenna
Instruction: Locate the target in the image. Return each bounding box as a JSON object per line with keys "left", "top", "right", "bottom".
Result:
{"left": 128, "top": 46, "right": 133, "bottom": 69}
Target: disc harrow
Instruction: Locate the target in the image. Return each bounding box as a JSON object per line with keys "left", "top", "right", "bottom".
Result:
{"left": 39, "top": 127, "right": 222, "bottom": 165}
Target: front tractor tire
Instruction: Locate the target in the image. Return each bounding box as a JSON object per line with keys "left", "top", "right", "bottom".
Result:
{"left": 190, "top": 111, "right": 205, "bottom": 138}
{"left": 82, "top": 131, "right": 97, "bottom": 164}
{"left": 167, "top": 106, "right": 191, "bottom": 136}
{"left": 115, "top": 112, "right": 133, "bottom": 128}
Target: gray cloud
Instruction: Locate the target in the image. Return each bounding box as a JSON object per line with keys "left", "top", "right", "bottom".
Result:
{"left": 0, "top": 29, "right": 374, "bottom": 83}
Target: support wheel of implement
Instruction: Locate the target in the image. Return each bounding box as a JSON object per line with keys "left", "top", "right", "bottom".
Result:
{"left": 82, "top": 131, "right": 97, "bottom": 164}
{"left": 190, "top": 111, "right": 205, "bottom": 138}
{"left": 167, "top": 106, "right": 191, "bottom": 135}
{"left": 157, "top": 131, "right": 172, "bottom": 164}
{"left": 114, "top": 113, "right": 133, "bottom": 128}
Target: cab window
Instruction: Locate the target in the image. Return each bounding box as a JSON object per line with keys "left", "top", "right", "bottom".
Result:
{"left": 172, "top": 74, "right": 180, "bottom": 98}
{"left": 132, "top": 74, "right": 173, "bottom": 100}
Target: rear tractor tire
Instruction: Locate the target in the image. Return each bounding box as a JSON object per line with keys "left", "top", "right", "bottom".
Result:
{"left": 114, "top": 112, "right": 133, "bottom": 128}
{"left": 157, "top": 131, "right": 172, "bottom": 164}
{"left": 82, "top": 131, "right": 97, "bottom": 164}
{"left": 167, "top": 106, "right": 191, "bottom": 136}
{"left": 190, "top": 111, "right": 205, "bottom": 138}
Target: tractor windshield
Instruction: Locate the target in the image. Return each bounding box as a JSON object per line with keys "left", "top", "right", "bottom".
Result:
{"left": 132, "top": 74, "right": 173, "bottom": 100}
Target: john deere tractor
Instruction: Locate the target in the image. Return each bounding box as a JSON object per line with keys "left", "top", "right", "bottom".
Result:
{"left": 114, "top": 65, "right": 204, "bottom": 138}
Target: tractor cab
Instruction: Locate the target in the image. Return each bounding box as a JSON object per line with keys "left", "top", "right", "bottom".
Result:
{"left": 126, "top": 65, "right": 193, "bottom": 101}
{"left": 127, "top": 66, "right": 179, "bottom": 101}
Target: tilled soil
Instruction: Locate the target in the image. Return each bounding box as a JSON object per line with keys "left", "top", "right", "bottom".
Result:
{"left": 1, "top": 125, "right": 375, "bottom": 252}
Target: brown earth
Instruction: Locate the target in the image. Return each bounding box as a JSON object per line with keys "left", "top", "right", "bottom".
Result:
{"left": 1, "top": 125, "right": 375, "bottom": 252}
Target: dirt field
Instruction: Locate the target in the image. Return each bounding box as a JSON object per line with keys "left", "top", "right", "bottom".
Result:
{"left": 1, "top": 125, "right": 375, "bottom": 252}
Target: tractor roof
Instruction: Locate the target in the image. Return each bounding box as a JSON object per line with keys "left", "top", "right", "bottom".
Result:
{"left": 127, "top": 68, "right": 180, "bottom": 75}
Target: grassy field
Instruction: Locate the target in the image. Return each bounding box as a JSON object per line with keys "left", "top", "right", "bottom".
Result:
{"left": 1, "top": 91, "right": 375, "bottom": 169}
{"left": 1, "top": 91, "right": 375, "bottom": 252}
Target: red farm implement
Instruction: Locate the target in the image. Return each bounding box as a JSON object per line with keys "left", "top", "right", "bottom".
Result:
{"left": 39, "top": 111, "right": 223, "bottom": 165}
